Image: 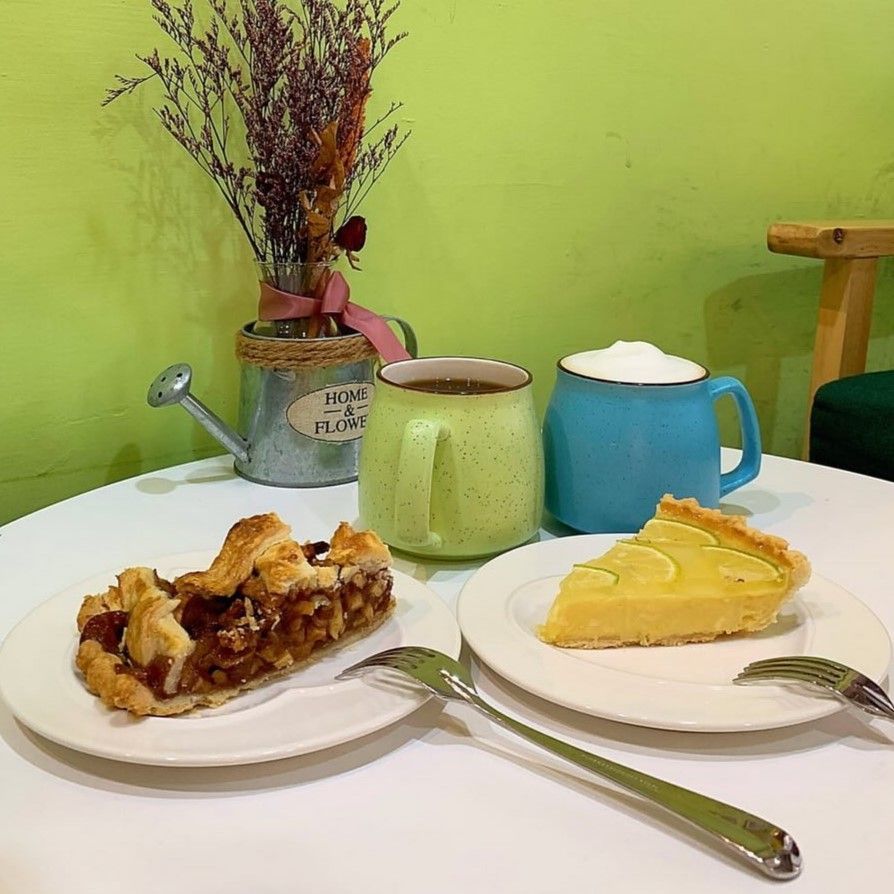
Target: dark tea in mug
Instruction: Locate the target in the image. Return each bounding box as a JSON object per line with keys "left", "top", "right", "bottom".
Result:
{"left": 403, "top": 377, "right": 507, "bottom": 395}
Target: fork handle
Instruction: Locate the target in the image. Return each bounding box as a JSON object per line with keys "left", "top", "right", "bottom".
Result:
{"left": 454, "top": 685, "right": 801, "bottom": 880}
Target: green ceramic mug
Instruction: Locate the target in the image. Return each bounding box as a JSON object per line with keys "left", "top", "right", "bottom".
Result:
{"left": 358, "top": 356, "right": 544, "bottom": 559}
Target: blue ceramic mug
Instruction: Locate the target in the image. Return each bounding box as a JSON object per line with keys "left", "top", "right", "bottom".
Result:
{"left": 543, "top": 352, "right": 761, "bottom": 533}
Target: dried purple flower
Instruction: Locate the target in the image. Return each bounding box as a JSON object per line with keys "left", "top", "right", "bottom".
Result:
{"left": 104, "top": 0, "right": 409, "bottom": 265}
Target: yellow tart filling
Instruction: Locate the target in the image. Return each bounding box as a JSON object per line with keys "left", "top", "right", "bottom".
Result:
{"left": 539, "top": 496, "right": 810, "bottom": 649}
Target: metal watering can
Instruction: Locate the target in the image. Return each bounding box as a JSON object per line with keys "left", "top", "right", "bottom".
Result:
{"left": 147, "top": 319, "right": 416, "bottom": 487}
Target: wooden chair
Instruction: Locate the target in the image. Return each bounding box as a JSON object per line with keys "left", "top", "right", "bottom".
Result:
{"left": 767, "top": 220, "right": 894, "bottom": 459}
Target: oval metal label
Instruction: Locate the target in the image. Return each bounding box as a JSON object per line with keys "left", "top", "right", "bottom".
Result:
{"left": 286, "top": 381, "right": 372, "bottom": 442}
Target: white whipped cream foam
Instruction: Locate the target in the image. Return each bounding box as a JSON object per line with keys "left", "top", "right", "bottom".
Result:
{"left": 561, "top": 341, "right": 706, "bottom": 384}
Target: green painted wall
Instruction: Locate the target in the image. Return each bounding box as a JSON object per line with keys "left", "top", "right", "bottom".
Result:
{"left": 2, "top": 1, "right": 894, "bottom": 524}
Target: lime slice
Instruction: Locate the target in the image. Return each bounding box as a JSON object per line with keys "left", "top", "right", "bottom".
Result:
{"left": 638, "top": 518, "right": 719, "bottom": 545}
{"left": 571, "top": 565, "right": 619, "bottom": 586}
{"left": 603, "top": 541, "right": 679, "bottom": 583}
{"left": 701, "top": 546, "right": 783, "bottom": 583}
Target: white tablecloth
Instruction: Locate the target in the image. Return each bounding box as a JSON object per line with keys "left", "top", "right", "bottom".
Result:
{"left": 1, "top": 451, "right": 892, "bottom": 893}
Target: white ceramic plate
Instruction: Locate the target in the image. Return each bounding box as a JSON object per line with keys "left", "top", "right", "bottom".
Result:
{"left": 457, "top": 535, "right": 892, "bottom": 732}
{"left": 0, "top": 552, "right": 461, "bottom": 766}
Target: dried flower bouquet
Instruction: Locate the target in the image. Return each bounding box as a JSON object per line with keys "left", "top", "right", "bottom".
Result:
{"left": 106, "top": 0, "right": 408, "bottom": 338}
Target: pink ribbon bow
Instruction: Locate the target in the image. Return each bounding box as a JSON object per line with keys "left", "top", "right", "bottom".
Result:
{"left": 258, "top": 271, "right": 410, "bottom": 363}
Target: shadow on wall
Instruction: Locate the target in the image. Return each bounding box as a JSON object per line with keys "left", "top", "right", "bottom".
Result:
{"left": 104, "top": 443, "right": 143, "bottom": 486}
{"left": 703, "top": 265, "right": 894, "bottom": 458}
{"left": 704, "top": 268, "right": 818, "bottom": 457}
{"left": 88, "top": 92, "right": 251, "bottom": 490}
{"left": 705, "top": 263, "right": 876, "bottom": 456}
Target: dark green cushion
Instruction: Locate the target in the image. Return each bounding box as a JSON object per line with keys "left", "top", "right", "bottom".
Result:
{"left": 810, "top": 371, "right": 894, "bottom": 481}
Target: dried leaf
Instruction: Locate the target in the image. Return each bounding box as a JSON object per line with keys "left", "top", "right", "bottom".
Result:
{"left": 315, "top": 186, "right": 340, "bottom": 208}
{"left": 312, "top": 122, "right": 339, "bottom": 177}
{"left": 306, "top": 211, "right": 332, "bottom": 238}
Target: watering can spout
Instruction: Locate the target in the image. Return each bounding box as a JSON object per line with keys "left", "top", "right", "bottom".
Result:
{"left": 147, "top": 363, "right": 250, "bottom": 464}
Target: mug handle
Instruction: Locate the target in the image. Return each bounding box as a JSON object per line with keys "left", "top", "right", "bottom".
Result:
{"left": 394, "top": 419, "right": 449, "bottom": 548}
{"left": 707, "top": 377, "right": 762, "bottom": 497}
{"left": 381, "top": 316, "right": 418, "bottom": 358}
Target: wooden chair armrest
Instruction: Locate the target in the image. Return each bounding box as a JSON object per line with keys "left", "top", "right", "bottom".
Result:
{"left": 767, "top": 220, "right": 894, "bottom": 259}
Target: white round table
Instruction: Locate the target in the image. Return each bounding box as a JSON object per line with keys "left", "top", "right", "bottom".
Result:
{"left": 1, "top": 452, "right": 892, "bottom": 893}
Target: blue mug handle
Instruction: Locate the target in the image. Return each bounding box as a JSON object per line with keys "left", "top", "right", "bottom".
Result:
{"left": 707, "top": 376, "right": 762, "bottom": 497}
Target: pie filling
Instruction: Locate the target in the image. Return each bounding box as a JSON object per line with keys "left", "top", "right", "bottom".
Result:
{"left": 78, "top": 533, "right": 394, "bottom": 703}
{"left": 74, "top": 514, "right": 396, "bottom": 716}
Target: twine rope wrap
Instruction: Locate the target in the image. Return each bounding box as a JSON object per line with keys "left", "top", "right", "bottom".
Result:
{"left": 235, "top": 327, "right": 379, "bottom": 371}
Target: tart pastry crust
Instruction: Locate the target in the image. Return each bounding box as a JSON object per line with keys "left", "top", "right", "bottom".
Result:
{"left": 75, "top": 514, "right": 393, "bottom": 716}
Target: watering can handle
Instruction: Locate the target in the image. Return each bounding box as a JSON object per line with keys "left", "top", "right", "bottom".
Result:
{"left": 381, "top": 316, "right": 418, "bottom": 359}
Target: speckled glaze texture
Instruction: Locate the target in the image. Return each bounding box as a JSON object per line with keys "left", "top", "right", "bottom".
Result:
{"left": 359, "top": 369, "right": 544, "bottom": 559}
{"left": 543, "top": 367, "right": 761, "bottom": 533}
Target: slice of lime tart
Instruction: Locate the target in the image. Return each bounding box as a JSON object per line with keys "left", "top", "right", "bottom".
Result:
{"left": 538, "top": 495, "right": 811, "bottom": 648}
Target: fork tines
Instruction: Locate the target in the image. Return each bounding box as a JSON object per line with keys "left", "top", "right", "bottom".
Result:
{"left": 735, "top": 658, "right": 846, "bottom": 686}
{"left": 337, "top": 645, "right": 439, "bottom": 680}
{"left": 741, "top": 655, "right": 851, "bottom": 674}
{"left": 735, "top": 655, "right": 894, "bottom": 718}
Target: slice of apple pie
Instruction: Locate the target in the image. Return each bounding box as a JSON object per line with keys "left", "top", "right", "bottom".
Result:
{"left": 75, "top": 514, "right": 394, "bottom": 715}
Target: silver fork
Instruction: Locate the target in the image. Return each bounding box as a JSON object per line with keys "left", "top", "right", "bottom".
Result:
{"left": 734, "top": 655, "right": 894, "bottom": 720}
{"left": 338, "top": 646, "right": 801, "bottom": 880}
